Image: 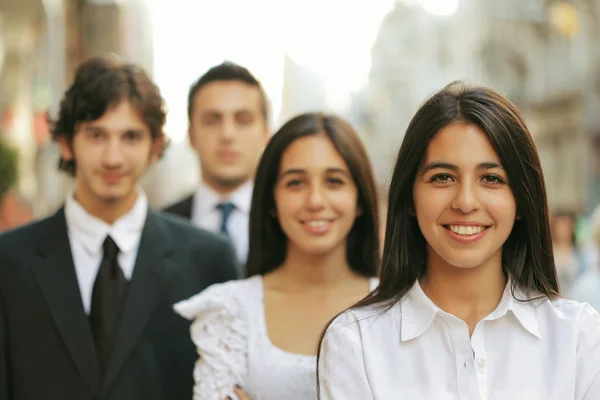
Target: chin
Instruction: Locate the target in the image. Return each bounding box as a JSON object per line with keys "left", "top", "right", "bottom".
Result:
{"left": 440, "top": 253, "right": 494, "bottom": 269}
{"left": 95, "top": 187, "right": 133, "bottom": 203}
{"left": 295, "top": 242, "right": 337, "bottom": 257}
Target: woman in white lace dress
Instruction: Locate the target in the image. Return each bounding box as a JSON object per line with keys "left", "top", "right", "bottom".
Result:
{"left": 174, "top": 112, "right": 381, "bottom": 400}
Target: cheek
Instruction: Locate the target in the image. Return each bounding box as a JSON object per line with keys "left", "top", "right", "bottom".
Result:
{"left": 483, "top": 191, "right": 517, "bottom": 224}
{"left": 193, "top": 132, "right": 215, "bottom": 152}
{"left": 127, "top": 145, "right": 153, "bottom": 168}
{"left": 413, "top": 188, "right": 446, "bottom": 225}
{"left": 329, "top": 190, "right": 359, "bottom": 217}
{"left": 273, "top": 191, "right": 300, "bottom": 225}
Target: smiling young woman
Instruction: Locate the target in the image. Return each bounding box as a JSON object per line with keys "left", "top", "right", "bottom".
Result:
{"left": 317, "top": 81, "right": 600, "bottom": 400}
{"left": 174, "top": 112, "right": 381, "bottom": 400}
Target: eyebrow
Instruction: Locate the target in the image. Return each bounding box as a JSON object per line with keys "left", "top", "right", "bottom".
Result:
{"left": 423, "top": 161, "right": 504, "bottom": 172}
{"left": 201, "top": 108, "right": 254, "bottom": 115}
{"left": 280, "top": 167, "right": 351, "bottom": 178}
{"left": 83, "top": 126, "right": 144, "bottom": 135}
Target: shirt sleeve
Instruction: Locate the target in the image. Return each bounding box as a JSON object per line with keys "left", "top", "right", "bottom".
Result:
{"left": 174, "top": 284, "right": 248, "bottom": 400}
{"left": 577, "top": 304, "right": 600, "bottom": 400}
{"left": 318, "top": 312, "right": 374, "bottom": 400}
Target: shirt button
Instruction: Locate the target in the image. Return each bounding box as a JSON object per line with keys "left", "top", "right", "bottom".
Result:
{"left": 478, "top": 359, "right": 486, "bottom": 368}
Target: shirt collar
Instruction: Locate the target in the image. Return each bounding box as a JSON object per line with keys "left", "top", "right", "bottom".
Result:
{"left": 400, "top": 278, "right": 541, "bottom": 342}
{"left": 64, "top": 189, "right": 148, "bottom": 256}
{"left": 195, "top": 180, "right": 253, "bottom": 214}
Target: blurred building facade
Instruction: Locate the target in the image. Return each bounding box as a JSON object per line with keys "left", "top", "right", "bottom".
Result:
{"left": 0, "top": 0, "right": 155, "bottom": 216}
{"left": 1, "top": 0, "right": 600, "bottom": 217}
{"left": 363, "top": 0, "right": 600, "bottom": 214}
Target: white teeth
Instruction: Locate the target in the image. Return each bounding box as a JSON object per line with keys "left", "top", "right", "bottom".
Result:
{"left": 449, "top": 225, "right": 485, "bottom": 235}
{"left": 306, "top": 220, "right": 329, "bottom": 228}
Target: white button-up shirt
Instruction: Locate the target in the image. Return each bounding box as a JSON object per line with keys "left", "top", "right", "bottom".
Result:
{"left": 319, "top": 280, "right": 600, "bottom": 400}
{"left": 191, "top": 181, "right": 252, "bottom": 263}
{"left": 64, "top": 190, "right": 148, "bottom": 314}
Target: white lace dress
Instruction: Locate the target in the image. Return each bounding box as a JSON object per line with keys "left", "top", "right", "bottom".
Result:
{"left": 174, "top": 275, "right": 378, "bottom": 400}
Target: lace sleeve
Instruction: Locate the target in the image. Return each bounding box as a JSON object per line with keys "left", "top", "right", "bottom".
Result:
{"left": 174, "top": 283, "right": 248, "bottom": 400}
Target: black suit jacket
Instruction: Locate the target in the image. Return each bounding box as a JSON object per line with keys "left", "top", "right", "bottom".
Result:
{"left": 163, "top": 195, "right": 194, "bottom": 221}
{"left": 0, "top": 208, "right": 240, "bottom": 400}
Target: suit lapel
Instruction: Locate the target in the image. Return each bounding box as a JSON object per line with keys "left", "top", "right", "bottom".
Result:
{"left": 32, "top": 208, "right": 101, "bottom": 394}
{"left": 101, "top": 211, "right": 172, "bottom": 394}
{"left": 181, "top": 195, "right": 193, "bottom": 219}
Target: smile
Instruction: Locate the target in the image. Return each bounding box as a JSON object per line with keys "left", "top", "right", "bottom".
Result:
{"left": 301, "top": 219, "right": 334, "bottom": 235}
{"left": 445, "top": 225, "right": 489, "bottom": 236}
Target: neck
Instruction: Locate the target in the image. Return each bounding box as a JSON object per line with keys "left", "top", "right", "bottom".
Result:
{"left": 73, "top": 185, "right": 138, "bottom": 225}
{"left": 554, "top": 242, "right": 573, "bottom": 252}
{"left": 419, "top": 251, "right": 507, "bottom": 330}
{"left": 201, "top": 173, "right": 249, "bottom": 197}
{"left": 273, "top": 242, "right": 359, "bottom": 292}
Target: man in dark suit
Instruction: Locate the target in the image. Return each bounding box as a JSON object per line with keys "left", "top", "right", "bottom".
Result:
{"left": 0, "top": 56, "right": 239, "bottom": 400}
{"left": 163, "top": 62, "right": 269, "bottom": 265}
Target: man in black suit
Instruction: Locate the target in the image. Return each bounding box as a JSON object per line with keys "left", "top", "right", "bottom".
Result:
{"left": 163, "top": 62, "right": 269, "bottom": 265}
{"left": 0, "top": 56, "right": 239, "bottom": 400}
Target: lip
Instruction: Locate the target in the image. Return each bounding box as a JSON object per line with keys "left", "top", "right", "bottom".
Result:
{"left": 102, "top": 174, "right": 124, "bottom": 184}
{"left": 445, "top": 221, "right": 490, "bottom": 226}
{"left": 443, "top": 223, "right": 491, "bottom": 244}
{"left": 301, "top": 219, "right": 334, "bottom": 235}
{"left": 217, "top": 150, "right": 240, "bottom": 163}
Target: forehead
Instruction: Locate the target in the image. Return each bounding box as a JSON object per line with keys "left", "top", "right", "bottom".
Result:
{"left": 424, "top": 122, "right": 500, "bottom": 164}
{"left": 81, "top": 100, "right": 148, "bottom": 131}
{"left": 279, "top": 134, "right": 348, "bottom": 171}
{"left": 192, "top": 80, "right": 263, "bottom": 114}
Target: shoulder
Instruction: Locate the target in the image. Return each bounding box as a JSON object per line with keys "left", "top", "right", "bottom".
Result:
{"left": 0, "top": 215, "right": 54, "bottom": 254}
{"left": 326, "top": 300, "right": 398, "bottom": 341}
{"left": 162, "top": 194, "right": 193, "bottom": 215}
{"left": 538, "top": 296, "right": 600, "bottom": 344}
{"left": 543, "top": 296, "right": 600, "bottom": 324}
{"left": 173, "top": 276, "right": 260, "bottom": 321}
{"left": 152, "top": 210, "right": 232, "bottom": 251}
{"left": 173, "top": 277, "right": 261, "bottom": 354}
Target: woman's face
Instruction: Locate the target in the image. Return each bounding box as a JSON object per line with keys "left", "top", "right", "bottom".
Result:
{"left": 412, "top": 122, "right": 517, "bottom": 272}
{"left": 274, "top": 134, "right": 361, "bottom": 258}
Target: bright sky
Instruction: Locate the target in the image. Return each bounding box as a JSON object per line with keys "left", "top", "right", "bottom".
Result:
{"left": 149, "top": 0, "right": 458, "bottom": 142}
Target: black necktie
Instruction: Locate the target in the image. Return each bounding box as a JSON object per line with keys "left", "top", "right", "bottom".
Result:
{"left": 216, "top": 202, "right": 236, "bottom": 238}
{"left": 90, "top": 236, "right": 127, "bottom": 374}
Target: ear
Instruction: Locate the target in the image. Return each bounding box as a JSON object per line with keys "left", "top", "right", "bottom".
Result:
{"left": 57, "top": 136, "right": 74, "bottom": 161}
{"left": 150, "top": 135, "right": 165, "bottom": 164}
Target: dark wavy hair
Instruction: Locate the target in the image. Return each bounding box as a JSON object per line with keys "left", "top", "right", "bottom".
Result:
{"left": 49, "top": 55, "right": 169, "bottom": 175}
{"left": 246, "top": 112, "right": 380, "bottom": 278}
{"left": 316, "top": 81, "right": 559, "bottom": 397}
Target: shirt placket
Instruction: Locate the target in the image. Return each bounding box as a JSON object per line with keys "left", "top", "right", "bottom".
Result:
{"left": 447, "top": 317, "right": 481, "bottom": 400}
{"left": 471, "top": 322, "right": 488, "bottom": 400}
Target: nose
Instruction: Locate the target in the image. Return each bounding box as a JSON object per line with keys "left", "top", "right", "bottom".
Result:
{"left": 220, "top": 118, "right": 235, "bottom": 141}
{"left": 451, "top": 181, "right": 480, "bottom": 213}
{"left": 102, "top": 137, "right": 125, "bottom": 168}
{"left": 306, "top": 182, "right": 326, "bottom": 210}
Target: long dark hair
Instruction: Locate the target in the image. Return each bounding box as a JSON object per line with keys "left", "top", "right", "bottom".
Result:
{"left": 246, "top": 112, "right": 380, "bottom": 278}
{"left": 316, "top": 81, "right": 559, "bottom": 396}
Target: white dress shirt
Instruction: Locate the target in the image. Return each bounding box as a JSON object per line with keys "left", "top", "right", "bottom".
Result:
{"left": 191, "top": 181, "right": 252, "bottom": 263}
{"left": 64, "top": 191, "right": 148, "bottom": 314}
{"left": 319, "top": 279, "right": 600, "bottom": 400}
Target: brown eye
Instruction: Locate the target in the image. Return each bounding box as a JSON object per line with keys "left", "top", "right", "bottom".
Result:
{"left": 286, "top": 179, "right": 303, "bottom": 187}
{"left": 430, "top": 174, "right": 454, "bottom": 184}
{"left": 481, "top": 175, "right": 505, "bottom": 184}
{"left": 327, "top": 177, "right": 344, "bottom": 186}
